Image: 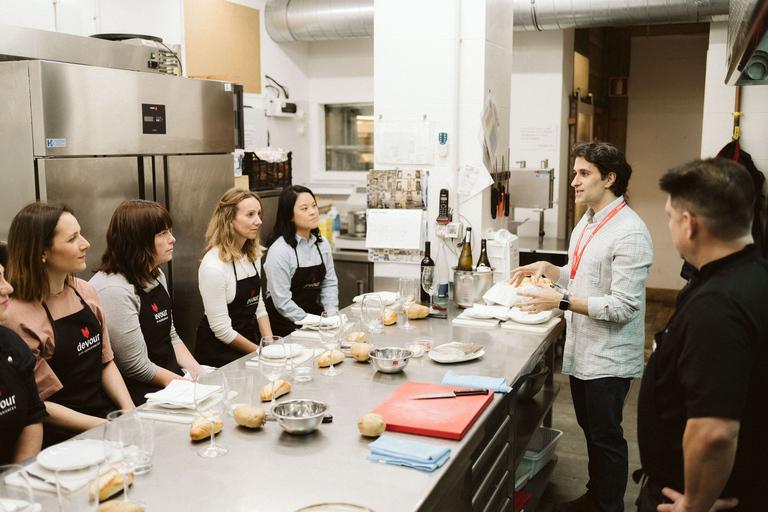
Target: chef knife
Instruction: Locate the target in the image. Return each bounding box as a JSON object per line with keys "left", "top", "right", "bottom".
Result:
{"left": 410, "top": 389, "right": 489, "bottom": 399}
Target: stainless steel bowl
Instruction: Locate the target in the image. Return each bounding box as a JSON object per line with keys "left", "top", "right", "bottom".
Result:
{"left": 452, "top": 268, "right": 495, "bottom": 308}
{"left": 270, "top": 399, "right": 328, "bottom": 435}
{"left": 367, "top": 347, "right": 413, "bottom": 374}
{"left": 517, "top": 362, "right": 549, "bottom": 400}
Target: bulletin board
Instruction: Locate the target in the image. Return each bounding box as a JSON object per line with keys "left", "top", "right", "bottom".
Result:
{"left": 184, "top": 0, "right": 261, "bottom": 93}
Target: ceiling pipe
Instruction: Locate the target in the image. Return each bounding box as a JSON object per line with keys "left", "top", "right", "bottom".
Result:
{"left": 264, "top": 0, "right": 728, "bottom": 42}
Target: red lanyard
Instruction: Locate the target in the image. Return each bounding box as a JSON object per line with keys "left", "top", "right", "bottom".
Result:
{"left": 570, "top": 199, "right": 626, "bottom": 280}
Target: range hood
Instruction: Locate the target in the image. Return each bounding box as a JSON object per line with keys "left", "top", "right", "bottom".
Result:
{"left": 726, "top": 0, "right": 768, "bottom": 85}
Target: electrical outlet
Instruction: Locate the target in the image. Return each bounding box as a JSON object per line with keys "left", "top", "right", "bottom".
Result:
{"left": 445, "top": 222, "right": 463, "bottom": 238}
{"left": 435, "top": 224, "right": 447, "bottom": 237}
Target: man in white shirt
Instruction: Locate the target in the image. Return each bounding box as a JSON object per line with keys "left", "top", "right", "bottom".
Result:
{"left": 511, "top": 141, "right": 653, "bottom": 512}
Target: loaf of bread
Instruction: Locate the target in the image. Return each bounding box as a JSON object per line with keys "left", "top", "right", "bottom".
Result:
{"left": 346, "top": 331, "right": 366, "bottom": 342}
{"left": 407, "top": 304, "right": 429, "bottom": 319}
{"left": 96, "top": 501, "right": 145, "bottom": 512}
{"left": 318, "top": 349, "right": 345, "bottom": 367}
{"left": 189, "top": 416, "right": 223, "bottom": 441}
{"left": 382, "top": 310, "right": 397, "bottom": 325}
{"left": 260, "top": 379, "right": 291, "bottom": 401}
{"left": 91, "top": 469, "right": 134, "bottom": 502}
{"left": 233, "top": 405, "right": 266, "bottom": 428}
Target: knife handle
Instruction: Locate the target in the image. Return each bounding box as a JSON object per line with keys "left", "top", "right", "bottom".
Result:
{"left": 454, "top": 389, "right": 489, "bottom": 396}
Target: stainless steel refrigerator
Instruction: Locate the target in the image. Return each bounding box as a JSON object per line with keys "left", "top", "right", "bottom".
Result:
{"left": 0, "top": 59, "right": 236, "bottom": 346}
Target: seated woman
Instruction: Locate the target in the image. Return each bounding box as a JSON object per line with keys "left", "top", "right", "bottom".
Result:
{"left": 90, "top": 200, "right": 208, "bottom": 405}
{"left": 264, "top": 185, "right": 339, "bottom": 337}
{"left": 0, "top": 242, "right": 48, "bottom": 463}
{"left": 195, "top": 188, "right": 273, "bottom": 367}
{"left": 2, "top": 202, "right": 134, "bottom": 447}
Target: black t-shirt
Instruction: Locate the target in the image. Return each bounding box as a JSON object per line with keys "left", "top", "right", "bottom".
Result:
{"left": 638, "top": 245, "right": 768, "bottom": 511}
{"left": 0, "top": 325, "right": 48, "bottom": 463}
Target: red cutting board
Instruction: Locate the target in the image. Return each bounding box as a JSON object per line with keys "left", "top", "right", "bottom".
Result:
{"left": 370, "top": 381, "right": 495, "bottom": 440}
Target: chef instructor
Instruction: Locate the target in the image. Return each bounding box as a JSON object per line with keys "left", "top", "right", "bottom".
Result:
{"left": 510, "top": 141, "right": 653, "bottom": 512}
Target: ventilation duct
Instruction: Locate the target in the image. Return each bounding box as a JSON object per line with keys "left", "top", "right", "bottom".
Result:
{"left": 265, "top": 0, "right": 374, "bottom": 42}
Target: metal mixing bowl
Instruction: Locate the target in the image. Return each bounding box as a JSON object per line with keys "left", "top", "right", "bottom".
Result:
{"left": 271, "top": 399, "right": 328, "bottom": 435}
{"left": 367, "top": 347, "right": 414, "bottom": 374}
{"left": 516, "top": 362, "right": 549, "bottom": 400}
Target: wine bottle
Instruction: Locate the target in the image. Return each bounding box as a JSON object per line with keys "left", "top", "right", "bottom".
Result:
{"left": 420, "top": 241, "right": 435, "bottom": 304}
{"left": 457, "top": 227, "right": 473, "bottom": 271}
{"left": 476, "top": 239, "right": 492, "bottom": 272}
{"left": 435, "top": 242, "right": 450, "bottom": 305}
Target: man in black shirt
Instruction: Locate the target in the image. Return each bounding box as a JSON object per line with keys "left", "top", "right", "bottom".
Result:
{"left": 636, "top": 158, "right": 768, "bottom": 511}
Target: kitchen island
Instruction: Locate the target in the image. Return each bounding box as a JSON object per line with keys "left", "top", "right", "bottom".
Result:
{"left": 8, "top": 304, "right": 564, "bottom": 512}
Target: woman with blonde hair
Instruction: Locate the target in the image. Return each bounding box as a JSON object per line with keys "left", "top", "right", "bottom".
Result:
{"left": 2, "top": 202, "right": 134, "bottom": 447}
{"left": 90, "top": 200, "right": 207, "bottom": 405}
{"left": 195, "top": 187, "right": 273, "bottom": 367}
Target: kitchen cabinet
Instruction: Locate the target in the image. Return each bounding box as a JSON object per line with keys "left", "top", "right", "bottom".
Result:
{"left": 333, "top": 250, "right": 374, "bottom": 308}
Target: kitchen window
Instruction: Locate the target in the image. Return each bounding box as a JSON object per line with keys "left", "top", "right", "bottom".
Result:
{"left": 325, "top": 103, "right": 373, "bottom": 172}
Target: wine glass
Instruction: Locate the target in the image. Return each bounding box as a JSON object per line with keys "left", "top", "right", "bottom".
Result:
{"left": 259, "top": 336, "right": 286, "bottom": 410}
{"left": 103, "top": 410, "right": 147, "bottom": 504}
{"left": 360, "top": 294, "right": 383, "bottom": 346}
{"left": 194, "top": 373, "right": 230, "bottom": 458}
{"left": 421, "top": 266, "right": 439, "bottom": 313}
{"left": 397, "top": 278, "right": 417, "bottom": 331}
{"left": 0, "top": 464, "right": 34, "bottom": 512}
{"left": 318, "top": 310, "right": 342, "bottom": 376}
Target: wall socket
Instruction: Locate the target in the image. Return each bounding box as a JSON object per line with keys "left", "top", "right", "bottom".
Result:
{"left": 445, "top": 222, "right": 463, "bottom": 238}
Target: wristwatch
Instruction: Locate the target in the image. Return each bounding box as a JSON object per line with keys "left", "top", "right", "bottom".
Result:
{"left": 559, "top": 292, "right": 570, "bottom": 311}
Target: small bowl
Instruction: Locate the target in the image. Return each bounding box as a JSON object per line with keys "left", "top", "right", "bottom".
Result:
{"left": 412, "top": 336, "right": 434, "bottom": 352}
{"left": 517, "top": 362, "right": 549, "bottom": 400}
{"left": 271, "top": 399, "right": 328, "bottom": 435}
{"left": 367, "top": 347, "right": 413, "bottom": 374}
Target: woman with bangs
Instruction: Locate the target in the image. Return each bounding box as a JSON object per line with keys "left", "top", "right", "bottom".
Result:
{"left": 194, "top": 188, "right": 273, "bottom": 367}
{"left": 90, "top": 200, "right": 207, "bottom": 405}
{"left": 2, "top": 202, "right": 134, "bottom": 447}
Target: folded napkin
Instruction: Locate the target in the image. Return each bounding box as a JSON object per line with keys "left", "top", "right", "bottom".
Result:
{"left": 245, "top": 347, "right": 324, "bottom": 370}
{"left": 6, "top": 457, "right": 115, "bottom": 494}
{"left": 451, "top": 310, "right": 499, "bottom": 328}
{"left": 501, "top": 317, "right": 562, "bottom": 335}
{"left": 367, "top": 436, "right": 450, "bottom": 472}
{"left": 508, "top": 307, "right": 553, "bottom": 324}
{"left": 182, "top": 364, "right": 217, "bottom": 380}
{"left": 467, "top": 304, "right": 510, "bottom": 320}
{"left": 352, "top": 291, "right": 398, "bottom": 306}
{"left": 441, "top": 370, "right": 512, "bottom": 393}
{"left": 294, "top": 313, "right": 348, "bottom": 327}
{"left": 0, "top": 498, "right": 42, "bottom": 512}
{"left": 136, "top": 407, "right": 199, "bottom": 424}
{"left": 144, "top": 379, "right": 220, "bottom": 409}
{"left": 289, "top": 329, "right": 321, "bottom": 341}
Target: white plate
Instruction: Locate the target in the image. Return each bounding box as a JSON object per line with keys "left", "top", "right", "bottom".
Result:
{"left": 428, "top": 348, "right": 485, "bottom": 364}
{"left": 261, "top": 343, "right": 304, "bottom": 359}
{"left": 508, "top": 307, "right": 552, "bottom": 325}
{"left": 37, "top": 439, "right": 105, "bottom": 471}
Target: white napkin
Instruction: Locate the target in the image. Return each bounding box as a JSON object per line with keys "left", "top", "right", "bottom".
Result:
{"left": 136, "top": 407, "right": 199, "bottom": 424}
{"left": 467, "top": 303, "right": 510, "bottom": 320}
{"left": 482, "top": 282, "right": 533, "bottom": 308}
{"left": 352, "top": 291, "right": 398, "bottom": 306}
{"left": 290, "top": 329, "right": 321, "bottom": 341}
{"left": 294, "top": 313, "right": 347, "bottom": 328}
{"left": 508, "top": 307, "right": 553, "bottom": 324}
{"left": 182, "top": 364, "right": 216, "bottom": 380}
{"left": 0, "top": 498, "right": 42, "bottom": 512}
{"left": 245, "top": 347, "right": 324, "bottom": 370}
{"left": 451, "top": 310, "right": 500, "bottom": 328}
{"left": 501, "top": 317, "right": 562, "bottom": 334}
{"left": 144, "top": 379, "right": 220, "bottom": 409}
{"left": 6, "top": 458, "right": 114, "bottom": 494}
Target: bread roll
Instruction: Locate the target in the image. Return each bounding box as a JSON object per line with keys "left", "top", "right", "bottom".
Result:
{"left": 350, "top": 342, "right": 374, "bottom": 361}
{"left": 96, "top": 501, "right": 145, "bottom": 512}
{"left": 91, "top": 469, "right": 134, "bottom": 502}
{"left": 189, "top": 416, "right": 223, "bottom": 441}
{"left": 407, "top": 304, "right": 429, "bottom": 319}
{"left": 260, "top": 379, "right": 291, "bottom": 401}
{"left": 233, "top": 405, "right": 266, "bottom": 428}
{"left": 382, "top": 310, "right": 397, "bottom": 325}
{"left": 318, "top": 349, "right": 344, "bottom": 367}
{"left": 346, "top": 331, "right": 366, "bottom": 343}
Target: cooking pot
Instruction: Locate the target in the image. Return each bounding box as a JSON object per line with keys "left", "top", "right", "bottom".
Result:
{"left": 347, "top": 210, "right": 366, "bottom": 237}
{"left": 452, "top": 267, "right": 495, "bottom": 308}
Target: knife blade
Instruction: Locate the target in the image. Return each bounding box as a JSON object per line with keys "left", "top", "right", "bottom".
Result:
{"left": 410, "top": 389, "right": 489, "bottom": 399}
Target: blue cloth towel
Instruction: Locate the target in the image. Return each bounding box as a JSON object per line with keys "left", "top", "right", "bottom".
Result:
{"left": 367, "top": 435, "right": 451, "bottom": 472}
{"left": 441, "top": 370, "right": 512, "bottom": 393}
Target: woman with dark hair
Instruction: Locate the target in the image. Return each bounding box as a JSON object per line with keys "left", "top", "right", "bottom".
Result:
{"left": 195, "top": 187, "right": 273, "bottom": 367}
{"left": 0, "top": 242, "right": 48, "bottom": 463}
{"left": 90, "top": 200, "right": 207, "bottom": 405}
{"left": 264, "top": 185, "right": 339, "bottom": 337}
{"left": 2, "top": 203, "right": 134, "bottom": 447}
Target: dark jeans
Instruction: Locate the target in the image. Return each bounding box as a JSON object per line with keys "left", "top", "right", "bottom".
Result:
{"left": 570, "top": 376, "right": 632, "bottom": 512}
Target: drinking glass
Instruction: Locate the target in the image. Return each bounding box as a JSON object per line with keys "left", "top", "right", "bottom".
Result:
{"left": 104, "top": 410, "right": 147, "bottom": 504}
{"left": 397, "top": 278, "right": 417, "bottom": 331}
{"left": 55, "top": 464, "right": 99, "bottom": 512}
{"left": 360, "top": 294, "right": 383, "bottom": 347}
{"left": 259, "top": 336, "right": 286, "bottom": 410}
{"left": 0, "top": 464, "right": 34, "bottom": 512}
{"left": 224, "top": 369, "right": 254, "bottom": 415}
{"left": 421, "top": 266, "right": 439, "bottom": 313}
{"left": 194, "top": 373, "right": 230, "bottom": 458}
{"left": 318, "top": 310, "right": 342, "bottom": 376}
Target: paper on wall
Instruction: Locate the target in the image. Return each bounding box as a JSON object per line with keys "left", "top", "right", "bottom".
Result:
{"left": 458, "top": 161, "right": 494, "bottom": 203}
{"left": 365, "top": 209, "right": 423, "bottom": 250}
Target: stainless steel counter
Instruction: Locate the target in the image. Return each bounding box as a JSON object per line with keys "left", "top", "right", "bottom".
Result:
{"left": 9, "top": 305, "right": 563, "bottom": 512}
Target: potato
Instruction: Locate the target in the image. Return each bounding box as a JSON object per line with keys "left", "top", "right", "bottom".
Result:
{"left": 358, "top": 413, "right": 386, "bottom": 437}
{"left": 234, "top": 405, "right": 266, "bottom": 429}
{"left": 350, "top": 342, "right": 374, "bottom": 361}
{"left": 407, "top": 304, "right": 429, "bottom": 319}
{"left": 318, "top": 349, "right": 345, "bottom": 367}
{"left": 382, "top": 310, "right": 397, "bottom": 325}
{"left": 346, "top": 331, "right": 366, "bottom": 343}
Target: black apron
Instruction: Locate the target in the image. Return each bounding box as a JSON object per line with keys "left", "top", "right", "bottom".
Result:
{"left": 125, "top": 282, "right": 183, "bottom": 405}
{"left": 0, "top": 349, "right": 30, "bottom": 464}
{"left": 195, "top": 260, "right": 262, "bottom": 367}
{"left": 265, "top": 243, "right": 326, "bottom": 337}
{"left": 42, "top": 287, "right": 106, "bottom": 446}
